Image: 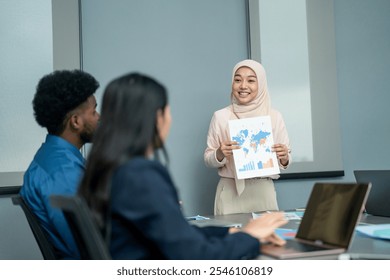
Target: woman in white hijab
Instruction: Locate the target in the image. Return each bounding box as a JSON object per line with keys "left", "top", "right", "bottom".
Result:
{"left": 204, "top": 59, "right": 291, "bottom": 215}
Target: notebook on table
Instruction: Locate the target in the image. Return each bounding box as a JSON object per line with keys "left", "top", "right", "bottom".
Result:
{"left": 261, "top": 182, "right": 371, "bottom": 259}
{"left": 354, "top": 170, "right": 390, "bottom": 217}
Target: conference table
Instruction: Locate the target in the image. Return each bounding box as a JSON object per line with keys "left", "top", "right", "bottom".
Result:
{"left": 191, "top": 211, "right": 390, "bottom": 260}
{"left": 2, "top": 186, "right": 389, "bottom": 260}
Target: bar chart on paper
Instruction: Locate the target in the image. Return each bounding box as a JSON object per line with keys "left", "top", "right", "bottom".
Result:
{"left": 229, "top": 116, "right": 280, "bottom": 179}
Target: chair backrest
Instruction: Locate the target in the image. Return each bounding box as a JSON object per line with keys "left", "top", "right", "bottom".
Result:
{"left": 0, "top": 185, "right": 21, "bottom": 196}
{"left": 50, "top": 195, "right": 111, "bottom": 260}
{"left": 12, "top": 195, "right": 58, "bottom": 260}
{"left": 1, "top": 186, "right": 50, "bottom": 259}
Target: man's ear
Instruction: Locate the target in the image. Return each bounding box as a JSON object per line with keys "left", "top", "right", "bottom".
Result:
{"left": 69, "top": 113, "right": 82, "bottom": 131}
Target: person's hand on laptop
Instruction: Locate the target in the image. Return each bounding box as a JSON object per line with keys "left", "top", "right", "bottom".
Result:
{"left": 242, "top": 212, "right": 287, "bottom": 246}
{"left": 260, "top": 232, "right": 286, "bottom": 246}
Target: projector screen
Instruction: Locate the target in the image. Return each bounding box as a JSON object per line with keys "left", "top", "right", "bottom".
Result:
{"left": 248, "top": 0, "right": 344, "bottom": 179}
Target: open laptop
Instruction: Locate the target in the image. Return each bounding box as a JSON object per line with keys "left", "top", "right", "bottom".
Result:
{"left": 261, "top": 182, "right": 371, "bottom": 259}
{"left": 354, "top": 170, "right": 390, "bottom": 217}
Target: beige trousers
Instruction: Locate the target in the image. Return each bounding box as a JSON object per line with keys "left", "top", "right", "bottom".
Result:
{"left": 214, "top": 177, "right": 279, "bottom": 215}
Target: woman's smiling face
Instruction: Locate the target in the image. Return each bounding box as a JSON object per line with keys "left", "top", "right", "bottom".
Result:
{"left": 232, "top": 66, "right": 258, "bottom": 105}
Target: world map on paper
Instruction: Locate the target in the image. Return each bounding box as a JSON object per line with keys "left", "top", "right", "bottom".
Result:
{"left": 229, "top": 116, "right": 280, "bottom": 179}
{"left": 232, "top": 129, "right": 274, "bottom": 170}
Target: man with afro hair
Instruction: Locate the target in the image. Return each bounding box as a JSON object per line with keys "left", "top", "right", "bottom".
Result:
{"left": 20, "top": 69, "right": 100, "bottom": 259}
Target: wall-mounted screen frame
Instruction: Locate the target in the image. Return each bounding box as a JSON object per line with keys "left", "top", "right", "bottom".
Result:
{"left": 247, "top": 0, "right": 344, "bottom": 179}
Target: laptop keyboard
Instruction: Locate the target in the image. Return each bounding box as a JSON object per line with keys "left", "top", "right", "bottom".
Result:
{"left": 285, "top": 239, "right": 329, "bottom": 252}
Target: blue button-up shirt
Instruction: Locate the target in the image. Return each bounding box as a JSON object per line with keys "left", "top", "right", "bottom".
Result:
{"left": 20, "top": 134, "right": 84, "bottom": 259}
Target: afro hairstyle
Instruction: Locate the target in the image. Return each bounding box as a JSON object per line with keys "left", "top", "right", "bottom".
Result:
{"left": 33, "top": 69, "right": 99, "bottom": 135}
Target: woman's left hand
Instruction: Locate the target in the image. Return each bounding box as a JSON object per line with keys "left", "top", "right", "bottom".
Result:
{"left": 272, "top": 144, "right": 289, "bottom": 166}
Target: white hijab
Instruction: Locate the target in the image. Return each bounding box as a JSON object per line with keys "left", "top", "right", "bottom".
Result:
{"left": 231, "top": 59, "right": 271, "bottom": 118}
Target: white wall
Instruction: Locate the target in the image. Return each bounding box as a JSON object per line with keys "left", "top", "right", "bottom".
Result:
{"left": 80, "top": 0, "right": 248, "bottom": 215}
{"left": 0, "top": 0, "right": 52, "bottom": 186}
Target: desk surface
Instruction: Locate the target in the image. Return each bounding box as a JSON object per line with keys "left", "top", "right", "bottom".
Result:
{"left": 192, "top": 212, "right": 390, "bottom": 260}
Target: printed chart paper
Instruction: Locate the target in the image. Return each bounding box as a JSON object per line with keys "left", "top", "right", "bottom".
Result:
{"left": 355, "top": 224, "right": 390, "bottom": 240}
{"left": 229, "top": 116, "right": 280, "bottom": 179}
{"left": 252, "top": 212, "right": 302, "bottom": 221}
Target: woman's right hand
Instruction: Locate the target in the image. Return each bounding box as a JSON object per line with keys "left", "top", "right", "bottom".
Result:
{"left": 242, "top": 212, "right": 287, "bottom": 246}
{"left": 216, "top": 140, "right": 240, "bottom": 161}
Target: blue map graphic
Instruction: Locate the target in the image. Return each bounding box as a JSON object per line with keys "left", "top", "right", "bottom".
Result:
{"left": 232, "top": 129, "right": 272, "bottom": 172}
{"left": 232, "top": 129, "right": 271, "bottom": 154}
{"left": 229, "top": 116, "right": 280, "bottom": 179}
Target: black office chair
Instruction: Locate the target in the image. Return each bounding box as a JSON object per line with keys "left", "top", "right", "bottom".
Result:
{"left": 50, "top": 195, "right": 111, "bottom": 260}
{"left": 0, "top": 185, "right": 21, "bottom": 196}
{"left": 12, "top": 195, "right": 58, "bottom": 260}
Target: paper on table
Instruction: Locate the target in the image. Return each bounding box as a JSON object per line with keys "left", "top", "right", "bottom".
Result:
{"left": 252, "top": 212, "right": 302, "bottom": 220}
{"left": 275, "top": 228, "right": 297, "bottom": 240}
{"left": 355, "top": 224, "right": 390, "bottom": 240}
{"left": 185, "top": 215, "right": 210, "bottom": 221}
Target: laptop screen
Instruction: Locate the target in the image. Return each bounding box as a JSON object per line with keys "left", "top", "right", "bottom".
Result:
{"left": 296, "top": 183, "right": 370, "bottom": 248}
{"left": 354, "top": 170, "right": 390, "bottom": 217}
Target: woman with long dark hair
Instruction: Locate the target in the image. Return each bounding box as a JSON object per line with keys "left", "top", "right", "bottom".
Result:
{"left": 78, "top": 72, "right": 286, "bottom": 259}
